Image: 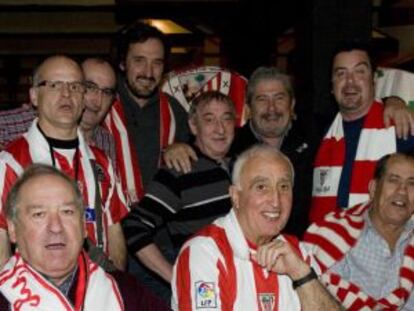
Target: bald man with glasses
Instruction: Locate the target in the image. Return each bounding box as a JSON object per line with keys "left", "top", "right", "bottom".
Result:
{"left": 0, "top": 55, "right": 129, "bottom": 271}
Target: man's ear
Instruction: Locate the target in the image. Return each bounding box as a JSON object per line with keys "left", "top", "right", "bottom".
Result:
{"left": 368, "top": 179, "right": 377, "bottom": 201}
{"left": 7, "top": 219, "right": 17, "bottom": 244}
{"left": 29, "top": 87, "right": 38, "bottom": 108}
{"left": 119, "top": 62, "right": 126, "bottom": 72}
{"left": 290, "top": 98, "right": 296, "bottom": 120}
{"left": 188, "top": 117, "right": 197, "bottom": 136}
{"left": 229, "top": 185, "right": 240, "bottom": 209}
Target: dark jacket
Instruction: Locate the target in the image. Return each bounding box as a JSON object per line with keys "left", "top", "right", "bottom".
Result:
{"left": 229, "top": 119, "right": 318, "bottom": 238}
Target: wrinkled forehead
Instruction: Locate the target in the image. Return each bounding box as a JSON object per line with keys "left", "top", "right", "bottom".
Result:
{"left": 333, "top": 49, "right": 372, "bottom": 70}
{"left": 17, "top": 174, "right": 77, "bottom": 207}
{"left": 241, "top": 154, "right": 293, "bottom": 183}
{"left": 383, "top": 156, "right": 414, "bottom": 178}
{"left": 195, "top": 98, "right": 235, "bottom": 115}
{"left": 38, "top": 57, "right": 83, "bottom": 81}
{"left": 82, "top": 61, "right": 116, "bottom": 87}
{"left": 255, "top": 79, "right": 289, "bottom": 94}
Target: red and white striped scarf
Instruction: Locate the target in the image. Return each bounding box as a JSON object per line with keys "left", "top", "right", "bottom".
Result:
{"left": 0, "top": 252, "right": 124, "bottom": 310}
{"left": 304, "top": 203, "right": 414, "bottom": 310}
{"left": 310, "top": 101, "right": 396, "bottom": 223}
{"left": 104, "top": 91, "right": 175, "bottom": 205}
{"left": 0, "top": 120, "right": 127, "bottom": 252}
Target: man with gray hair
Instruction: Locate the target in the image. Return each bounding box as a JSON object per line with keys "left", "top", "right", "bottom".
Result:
{"left": 171, "top": 145, "right": 341, "bottom": 310}
{"left": 165, "top": 66, "right": 317, "bottom": 237}
{"left": 0, "top": 163, "right": 169, "bottom": 310}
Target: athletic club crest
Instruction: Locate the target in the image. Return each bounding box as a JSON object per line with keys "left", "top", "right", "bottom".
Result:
{"left": 258, "top": 293, "right": 276, "bottom": 311}
{"left": 161, "top": 66, "right": 248, "bottom": 127}
{"left": 319, "top": 169, "right": 328, "bottom": 187}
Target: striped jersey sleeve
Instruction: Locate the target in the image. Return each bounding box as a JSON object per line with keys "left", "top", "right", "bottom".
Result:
{"left": 172, "top": 234, "right": 229, "bottom": 310}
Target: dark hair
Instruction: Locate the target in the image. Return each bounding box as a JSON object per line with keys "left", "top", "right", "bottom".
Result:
{"left": 5, "top": 164, "right": 83, "bottom": 221}
{"left": 189, "top": 90, "right": 236, "bottom": 118}
{"left": 116, "top": 21, "right": 169, "bottom": 64}
{"left": 331, "top": 40, "right": 376, "bottom": 74}
{"left": 373, "top": 152, "right": 414, "bottom": 181}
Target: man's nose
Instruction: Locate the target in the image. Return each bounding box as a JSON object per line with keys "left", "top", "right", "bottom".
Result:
{"left": 47, "top": 212, "right": 64, "bottom": 233}
{"left": 269, "top": 188, "right": 280, "bottom": 207}
{"left": 397, "top": 181, "right": 408, "bottom": 194}
{"left": 143, "top": 63, "right": 154, "bottom": 78}
{"left": 215, "top": 119, "right": 225, "bottom": 134}
{"left": 345, "top": 71, "right": 356, "bottom": 83}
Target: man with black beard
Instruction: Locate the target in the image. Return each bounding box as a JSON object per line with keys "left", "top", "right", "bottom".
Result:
{"left": 114, "top": 21, "right": 190, "bottom": 300}
{"left": 116, "top": 22, "right": 189, "bottom": 191}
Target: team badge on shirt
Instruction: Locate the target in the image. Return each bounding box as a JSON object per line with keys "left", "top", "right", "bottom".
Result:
{"left": 85, "top": 206, "right": 96, "bottom": 223}
{"left": 195, "top": 281, "right": 217, "bottom": 309}
{"left": 258, "top": 293, "right": 275, "bottom": 311}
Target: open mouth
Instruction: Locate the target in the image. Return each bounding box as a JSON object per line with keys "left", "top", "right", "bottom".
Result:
{"left": 262, "top": 211, "right": 281, "bottom": 220}
{"left": 59, "top": 104, "right": 74, "bottom": 112}
{"left": 391, "top": 199, "right": 407, "bottom": 208}
{"left": 45, "top": 243, "right": 66, "bottom": 250}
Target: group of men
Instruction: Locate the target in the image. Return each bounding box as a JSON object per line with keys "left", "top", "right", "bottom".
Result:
{"left": 1, "top": 19, "right": 414, "bottom": 310}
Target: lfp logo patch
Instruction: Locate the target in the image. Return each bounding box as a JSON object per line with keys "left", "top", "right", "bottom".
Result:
{"left": 195, "top": 281, "right": 217, "bottom": 309}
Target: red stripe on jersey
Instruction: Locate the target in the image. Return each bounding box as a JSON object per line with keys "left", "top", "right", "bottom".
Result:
{"left": 176, "top": 247, "right": 192, "bottom": 310}
{"left": 198, "top": 224, "right": 237, "bottom": 310}
{"left": 159, "top": 92, "right": 172, "bottom": 150}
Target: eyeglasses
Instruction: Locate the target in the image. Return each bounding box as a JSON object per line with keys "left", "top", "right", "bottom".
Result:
{"left": 84, "top": 81, "right": 115, "bottom": 98}
{"left": 36, "top": 80, "right": 86, "bottom": 94}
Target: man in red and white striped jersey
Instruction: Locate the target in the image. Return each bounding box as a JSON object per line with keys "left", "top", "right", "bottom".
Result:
{"left": 0, "top": 55, "right": 129, "bottom": 270}
{"left": 172, "top": 145, "right": 341, "bottom": 310}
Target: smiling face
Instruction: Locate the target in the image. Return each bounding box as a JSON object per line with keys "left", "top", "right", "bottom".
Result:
{"left": 250, "top": 79, "right": 295, "bottom": 140}
{"left": 331, "top": 49, "right": 375, "bottom": 121}
{"left": 80, "top": 59, "right": 116, "bottom": 131}
{"left": 7, "top": 174, "right": 85, "bottom": 286}
{"left": 231, "top": 152, "right": 293, "bottom": 245}
{"left": 30, "top": 56, "right": 85, "bottom": 138}
{"left": 190, "top": 98, "right": 235, "bottom": 160}
{"left": 369, "top": 155, "right": 414, "bottom": 229}
{"left": 121, "top": 38, "right": 165, "bottom": 105}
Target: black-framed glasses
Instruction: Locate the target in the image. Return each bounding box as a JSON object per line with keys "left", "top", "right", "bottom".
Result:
{"left": 36, "top": 80, "right": 86, "bottom": 94}
{"left": 84, "top": 81, "right": 115, "bottom": 98}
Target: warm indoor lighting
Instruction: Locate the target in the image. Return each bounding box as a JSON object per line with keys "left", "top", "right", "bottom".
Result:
{"left": 145, "top": 19, "right": 191, "bottom": 34}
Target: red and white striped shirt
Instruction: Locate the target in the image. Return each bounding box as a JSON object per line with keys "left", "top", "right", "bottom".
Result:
{"left": 0, "top": 120, "right": 128, "bottom": 253}
{"left": 172, "top": 209, "right": 315, "bottom": 311}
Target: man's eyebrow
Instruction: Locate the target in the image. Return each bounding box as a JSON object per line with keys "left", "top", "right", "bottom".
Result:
{"left": 248, "top": 176, "right": 268, "bottom": 188}
{"left": 24, "top": 201, "right": 78, "bottom": 210}
{"left": 25, "top": 205, "right": 44, "bottom": 210}
{"left": 334, "top": 61, "right": 370, "bottom": 72}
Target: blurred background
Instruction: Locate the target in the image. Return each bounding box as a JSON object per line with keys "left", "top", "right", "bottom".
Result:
{"left": 0, "top": 0, "right": 413, "bottom": 118}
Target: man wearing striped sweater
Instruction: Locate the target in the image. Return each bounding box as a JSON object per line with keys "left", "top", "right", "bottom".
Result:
{"left": 305, "top": 152, "right": 414, "bottom": 310}
{"left": 122, "top": 91, "right": 235, "bottom": 301}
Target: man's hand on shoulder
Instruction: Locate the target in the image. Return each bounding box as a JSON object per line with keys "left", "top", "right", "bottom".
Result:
{"left": 163, "top": 143, "right": 198, "bottom": 173}
{"left": 383, "top": 96, "right": 414, "bottom": 140}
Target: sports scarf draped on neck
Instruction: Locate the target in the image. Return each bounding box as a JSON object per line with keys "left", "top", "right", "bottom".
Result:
{"left": 104, "top": 91, "right": 175, "bottom": 205}
{"left": 304, "top": 203, "right": 414, "bottom": 310}
{"left": 0, "top": 251, "right": 124, "bottom": 311}
{"left": 310, "top": 101, "right": 396, "bottom": 223}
